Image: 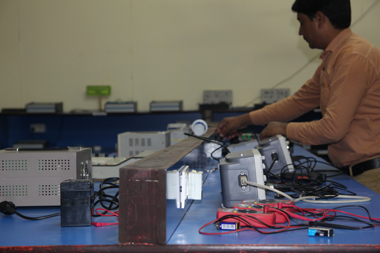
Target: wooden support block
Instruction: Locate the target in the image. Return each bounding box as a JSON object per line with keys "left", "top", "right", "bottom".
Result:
{"left": 119, "top": 130, "right": 213, "bottom": 245}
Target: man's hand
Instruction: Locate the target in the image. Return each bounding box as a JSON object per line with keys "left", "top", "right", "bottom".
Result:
{"left": 260, "top": 122, "right": 288, "bottom": 140}
{"left": 216, "top": 113, "right": 252, "bottom": 139}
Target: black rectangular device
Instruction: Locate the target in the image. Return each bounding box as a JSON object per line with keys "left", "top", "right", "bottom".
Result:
{"left": 60, "top": 179, "right": 94, "bottom": 227}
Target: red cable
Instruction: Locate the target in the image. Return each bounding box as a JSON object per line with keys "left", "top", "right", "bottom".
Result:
{"left": 199, "top": 209, "right": 293, "bottom": 235}
{"left": 92, "top": 208, "right": 119, "bottom": 227}
{"left": 92, "top": 222, "right": 118, "bottom": 227}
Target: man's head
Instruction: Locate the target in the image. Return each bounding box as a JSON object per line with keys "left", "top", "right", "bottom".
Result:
{"left": 292, "top": 0, "right": 351, "bottom": 50}
{"left": 292, "top": 0, "right": 351, "bottom": 30}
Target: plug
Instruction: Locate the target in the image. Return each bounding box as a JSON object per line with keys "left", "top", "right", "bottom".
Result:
{"left": 238, "top": 174, "right": 248, "bottom": 187}
{"left": 0, "top": 201, "right": 16, "bottom": 215}
{"left": 271, "top": 152, "right": 279, "bottom": 163}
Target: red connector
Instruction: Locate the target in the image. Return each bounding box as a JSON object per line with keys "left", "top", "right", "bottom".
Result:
{"left": 91, "top": 222, "right": 118, "bottom": 227}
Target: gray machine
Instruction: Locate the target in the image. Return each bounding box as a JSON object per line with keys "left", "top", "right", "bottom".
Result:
{"left": 257, "top": 135, "right": 294, "bottom": 175}
{"left": 0, "top": 147, "right": 92, "bottom": 206}
{"left": 219, "top": 149, "right": 266, "bottom": 208}
{"left": 227, "top": 139, "right": 259, "bottom": 153}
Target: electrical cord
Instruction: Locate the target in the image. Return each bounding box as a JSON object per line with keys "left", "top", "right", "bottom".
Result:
{"left": 332, "top": 205, "right": 380, "bottom": 224}
{"left": 199, "top": 204, "right": 380, "bottom": 235}
{"left": 93, "top": 177, "right": 120, "bottom": 217}
{"left": 244, "top": 171, "right": 371, "bottom": 204}
{"left": 0, "top": 178, "right": 120, "bottom": 221}
{"left": 184, "top": 132, "right": 230, "bottom": 161}
{"left": 0, "top": 201, "right": 60, "bottom": 220}
{"left": 295, "top": 194, "right": 371, "bottom": 204}
{"left": 184, "top": 133, "right": 229, "bottom": 149}
{"left": 242, "top": 178, "right": 295, "bottom": 202}
{"left": 199, "top": 211, "right": 297, "bottom": 235}
{"left": 266, "top": 155, "right": 362, "bottom": 203}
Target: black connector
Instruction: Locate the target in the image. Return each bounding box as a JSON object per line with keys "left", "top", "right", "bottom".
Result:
{"left": 281, "top": 172, "right": 327, "bottom": 182}
{"left": 0, "top": 201, "right": 16, "bottom": 215}
{"left": 271, "top": 153, "right": 279, "bottom": 162}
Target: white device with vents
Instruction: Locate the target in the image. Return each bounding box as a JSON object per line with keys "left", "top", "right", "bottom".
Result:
{"left": 0, "top": 147, "right": 92, "bottom": 206}
{"left": 117, "top": 131, "right": 170, "bottom": 157}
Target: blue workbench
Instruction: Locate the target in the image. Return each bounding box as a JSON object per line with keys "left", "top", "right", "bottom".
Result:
{"left": 1, "top": 145, "right": 380, "bottom": 251}
{"left": 169, "top": 146, "right": 380, "bottom": 245}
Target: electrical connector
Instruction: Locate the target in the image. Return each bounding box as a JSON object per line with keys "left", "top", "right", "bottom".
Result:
{"left": 238, "top": 174, "right": 248, "bottom": 187}
{"left": 91, "top": 222, "right": 118, "bottom": 227}
{"left": 0, "top": 201, "right": 16, "bottom": 215}
{"left": 271, "top": 152, "right": 279, "bottom": 162}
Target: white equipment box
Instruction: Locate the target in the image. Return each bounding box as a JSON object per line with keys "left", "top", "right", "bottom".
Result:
{"left": 167, "top": 123, "right": 190, "bottom": 145}
{"left": 92, "top": 157, "right": 139, "bottom": 179}
{"left": 92, "top": 151, "right": 159, "bottom": 179}
{"left": 117, "top": 131, "right": 170, "bottom": 157}
{"left": 0, "top": 147, "right": 92, "bottom": 206}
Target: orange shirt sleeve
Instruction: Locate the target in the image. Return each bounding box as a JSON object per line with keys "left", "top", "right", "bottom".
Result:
{"left": 287, "top": 52, "right": 372, "bottom": 146}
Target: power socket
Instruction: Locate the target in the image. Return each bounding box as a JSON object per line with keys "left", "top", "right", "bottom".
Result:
{"left": 30, "top": 124, "right": 46, "bottom": 133}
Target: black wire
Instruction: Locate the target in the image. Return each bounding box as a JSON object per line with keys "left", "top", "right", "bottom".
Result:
{"left": 313, "top": 215, "right": 375, "bottom": 230}
{"left": 266, "top": 157, "right": 278, "bottom": 174}
{"left": 331, "top": 205, "right": 380, "bottom": 224}
{"left": 210, "top": 145, "right": 224, "bottom": 161}
{"left": 0, "top": 201, "right": 61, "bottom": 220}
{"left": 252, "top": 132, "right": 260, "bottom": 143}
{"left": 269, "top": 155, "right": 354, "bottom": 200}
{"left": 93, "top": 177, "right": 120, "bottom": 217}
{"left": 326, "top": 172, "right": 344, "bottom": 178}
{"left": 0, "top": 178, "right": 121, "bottom": 220}
{"left": 185, "top": 132, "right": 231, "bottom": 161}
{"left": 185, "top": 133, "right": 229, "bottom": 149}
{"left": 13, "top": 210, "right": 60, "bottom": 220}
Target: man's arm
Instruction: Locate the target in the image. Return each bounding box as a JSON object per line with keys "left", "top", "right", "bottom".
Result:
{"left": 259, "top": 122, "right": 288, "bottom": 139}
{"left": 216, "top": 63, "right": 323, "bottom": 138}
{"left": 216, "top": 113, "right": 252, "bottom": 138}
{"left": 286, "top": 53, "right": 372, "bottom": 145}
{"left": 249, "top": 78, "right": 321, "bottom": 126}
{"left": 216, "top": 80, "right": 320, "bottom": 138}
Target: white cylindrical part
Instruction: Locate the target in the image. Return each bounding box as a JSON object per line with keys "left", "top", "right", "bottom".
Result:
{"left": 191, "top": 119, "right": 208, "bottom": 136}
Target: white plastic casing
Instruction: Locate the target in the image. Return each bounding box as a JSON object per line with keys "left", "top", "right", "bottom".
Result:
{"left": 188, "top": 170, "right": 203, "bottom": 200}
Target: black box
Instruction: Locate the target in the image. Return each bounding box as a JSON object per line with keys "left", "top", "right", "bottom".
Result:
{"left": 60, "top": 179, "right": 94, "bottom": 227}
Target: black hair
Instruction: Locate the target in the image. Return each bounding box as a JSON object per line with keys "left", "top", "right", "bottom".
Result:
{"left": 291, "top": 0, "right": 351, "bottom": 29}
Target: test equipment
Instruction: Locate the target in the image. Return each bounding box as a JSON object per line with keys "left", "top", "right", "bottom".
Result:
{"left": 0, "top": 147, "right": 92, "bottom": 206}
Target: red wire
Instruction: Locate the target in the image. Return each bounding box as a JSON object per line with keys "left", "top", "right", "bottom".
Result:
{"left": 199, "top": 203, "right": 380, "bottom": 236}
{"left": 323, "top": 209, "right": 380, "bottom": 221}
{"left": 95, "top": 208, "right": 119, "bottom": 219}
{"left": 199, "top": 208, "right": 293, "bottom": 235}
{"left": 284, "top": 205, "right": 380, "bottom": 222}
{"left": 92, "top": 208, "right": 119, "bottom": 227}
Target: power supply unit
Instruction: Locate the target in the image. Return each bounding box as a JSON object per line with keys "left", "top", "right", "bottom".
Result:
{"left": 117, "top": 131, "right": 170, "bottom": 157}
{"left": 0, "top": 147, "right": 92, "bottom": 206}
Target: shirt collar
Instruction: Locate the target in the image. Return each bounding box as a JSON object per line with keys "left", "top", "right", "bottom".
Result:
{"left": 320, "top": 28, "right": 353, "bottom": 59}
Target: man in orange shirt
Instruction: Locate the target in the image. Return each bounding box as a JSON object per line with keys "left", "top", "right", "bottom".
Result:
{"left": 216, "top": 0, "right": 380, "bottom": 194}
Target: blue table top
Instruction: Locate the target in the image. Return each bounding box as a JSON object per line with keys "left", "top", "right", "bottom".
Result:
{"left": 168, "top": 145, "right": 380, "bottom": 245}
{"left": 1, "top": 145, "right": 380, "bottom": 247}
{"left": 0, "top": 183, "right": 119, "bottom": 247}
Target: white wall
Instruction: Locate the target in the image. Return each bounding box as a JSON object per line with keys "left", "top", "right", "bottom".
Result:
{"left": 1, "top": 0, "right": 379, "bottom": 112}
